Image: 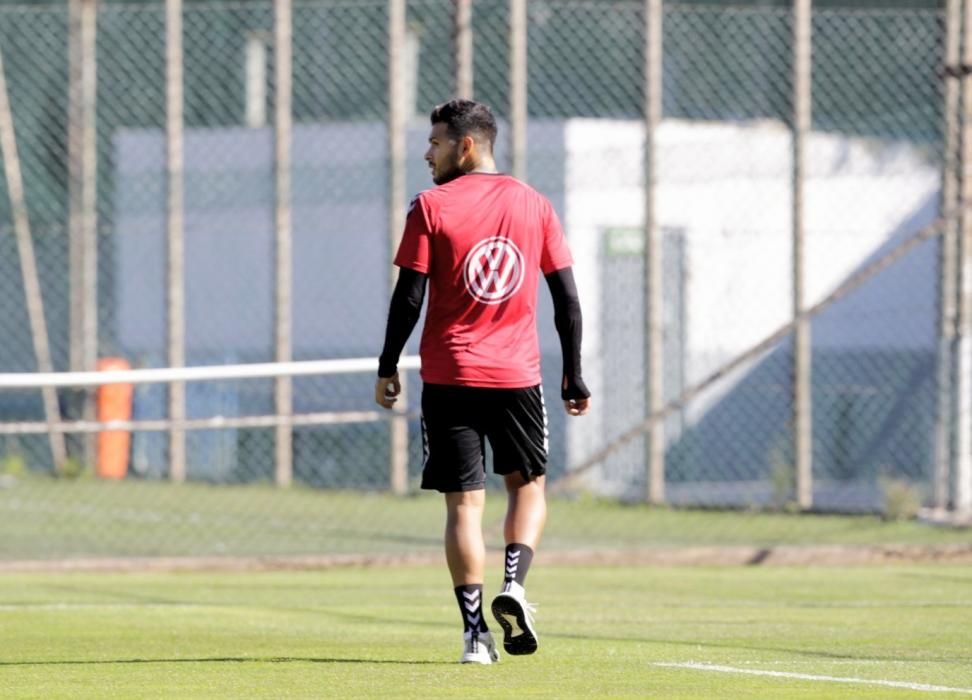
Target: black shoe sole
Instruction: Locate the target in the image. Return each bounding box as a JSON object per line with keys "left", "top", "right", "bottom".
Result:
{"left": 491, "top": 594, "right": 538, "bottom": 656}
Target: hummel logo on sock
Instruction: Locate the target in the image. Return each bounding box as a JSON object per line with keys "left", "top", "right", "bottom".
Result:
{"left": 455, "top": 584, "right": 487, "bottom": 633}
{"left": 505, "top": 551, "right": 520, "bottom": 579}
{"left": 503, "top": 544, "right": 534, "bottom": 586}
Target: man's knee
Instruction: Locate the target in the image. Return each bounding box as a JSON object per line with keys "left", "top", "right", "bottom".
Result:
{"left": 445, "top": 489, "right": 486, "bottom": 515}
{"left": 504, "top": 472, "right": 544, "bottom": 492}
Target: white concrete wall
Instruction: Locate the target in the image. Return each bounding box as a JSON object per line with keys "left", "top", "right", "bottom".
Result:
{"left": 563, "top": 118, "right": 939, "bottom": 489}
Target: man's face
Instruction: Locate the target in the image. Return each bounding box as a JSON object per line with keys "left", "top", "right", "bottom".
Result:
{"left": 425, "top": 122, "right": 464, "bottom": 185}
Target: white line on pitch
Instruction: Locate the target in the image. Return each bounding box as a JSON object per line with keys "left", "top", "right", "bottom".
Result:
{"left": 654, "top": 662, "right": 972, "bottom": 695}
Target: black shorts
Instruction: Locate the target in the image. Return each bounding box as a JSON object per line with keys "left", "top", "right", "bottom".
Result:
{"left": 420, "top": 383, "right": 549, "bottom": 493}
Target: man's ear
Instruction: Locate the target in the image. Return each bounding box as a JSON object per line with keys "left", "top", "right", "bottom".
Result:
{"left": 460, "top": 135, "right": 476, "bottom": 162}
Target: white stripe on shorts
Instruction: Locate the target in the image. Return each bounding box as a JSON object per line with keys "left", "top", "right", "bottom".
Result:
{"left": 539, "top": 385, "right": 549, "bottom": 456}
{"left": 420, "top": 415, "right": 430, "bottom": 467}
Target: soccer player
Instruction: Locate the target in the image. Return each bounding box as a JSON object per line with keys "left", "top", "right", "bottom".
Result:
{"left": 375, "top": 99, "right": 590, "bottom": 665}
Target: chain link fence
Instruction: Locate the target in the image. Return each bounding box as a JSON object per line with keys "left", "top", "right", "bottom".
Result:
{"left": 0, "top": 0, "right": 962, "bottom": 561}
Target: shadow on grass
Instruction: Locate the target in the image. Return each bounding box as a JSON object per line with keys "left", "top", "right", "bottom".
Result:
{"left": 0, "top": 656, "right": 449, "bottom": 667}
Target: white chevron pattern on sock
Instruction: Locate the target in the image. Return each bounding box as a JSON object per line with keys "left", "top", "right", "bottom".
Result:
{"left": 505, "top": 551, "right": 520, "bottom": 578}
{"left": 461, "top": 589, "right": 483, "bottom": 631}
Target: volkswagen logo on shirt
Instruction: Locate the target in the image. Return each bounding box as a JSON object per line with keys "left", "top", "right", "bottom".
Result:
{"left": 463, "top": 237, "right": 525, "bottom": 304}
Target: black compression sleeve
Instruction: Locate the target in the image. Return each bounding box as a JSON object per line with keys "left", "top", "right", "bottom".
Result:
{"left": 545, "top": 267, "right": 590, "bottom": 401}
{"left": 378, "top": 267, "right": 427, "bottom": 378}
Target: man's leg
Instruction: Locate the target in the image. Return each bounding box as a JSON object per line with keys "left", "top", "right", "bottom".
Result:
{"left": 501, "top": 471, "right": 545, "bottom": 590}
{"left": 445, "top": 488, "right": 486, "bottom": 587}
{"left": 491, "top": 472, "right": 545, "bottom": 656}
{"left": 445, "top": 489, "right": 498, "bottom": 664}
{"left": 503, "top": 472, "right": 546, "bottom": 550}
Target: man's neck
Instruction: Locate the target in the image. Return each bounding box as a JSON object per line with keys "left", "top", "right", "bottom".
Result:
{"left": 464, "top": 156, "right": 498, "bottom": 175}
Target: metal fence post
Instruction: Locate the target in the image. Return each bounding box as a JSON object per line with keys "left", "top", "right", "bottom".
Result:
{"left": 644, "top": 0, "right": 665, "bottom": 505}
{"left": 792, "top": 0, "right": 813, "bottom": 510}
{"left": 388, "top": 0, "right": 409, "bottom": 496}
{"left": 274, "top": 0, "right": 294, "bottom": 488}
{"left": 245, "top": 33, "right": 268, "bottom": 129}
{"left": 166, "top": 0, "right": 186, "bottom": 482}
{"left": 68, "top": 0, "right": 98, "bottom": 471}
{"left": 936, "top": 0, "right": 961, "bottom": 512}
{"left": 0, "top": 47, "right": 67, "bottom": 471}
{"left": 509, "top": 0, "right": 527, "bottom": 182}
{"left": 956, "top": 0, "right": 972, "bottom": 516}
{"left": 453, "top": 0, "right": 473, "bottom": 99}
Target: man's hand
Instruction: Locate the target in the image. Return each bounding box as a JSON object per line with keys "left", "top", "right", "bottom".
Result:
{"left": 564, "top": 397, "right": 590, "bottom": 416}
{"left": 375, "top": 373, "right": 401, "bottom": 409}
{"left": 562, "top": 375, "right": 590, "bottom": 416}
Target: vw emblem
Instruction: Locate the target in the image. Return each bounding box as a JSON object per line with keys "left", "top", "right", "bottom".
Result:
{"left": 463, "top": 237, "right": 525, "bottom": 304}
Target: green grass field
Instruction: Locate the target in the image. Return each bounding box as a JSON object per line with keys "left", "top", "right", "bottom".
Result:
{"left": 3, "top": 478, "right": 972, "bottom": 560}
{"left": 1, "top": 563, "right": 971, "bottom": 699}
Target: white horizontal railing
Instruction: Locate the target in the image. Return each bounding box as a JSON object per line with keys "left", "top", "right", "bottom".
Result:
{"left": 0, "top": 356, "right": 421, "bottom": 435}
{"left": 0, "top": 356, "right": 422, "bottom": 389}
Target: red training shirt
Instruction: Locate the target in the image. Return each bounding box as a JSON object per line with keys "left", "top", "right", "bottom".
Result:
{"left": 394, "top": 173, "right": 573, "bottom": 388}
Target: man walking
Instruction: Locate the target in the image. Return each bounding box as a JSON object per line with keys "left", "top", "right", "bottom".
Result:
{"left": 375, "top": 99, "right": 590, "bottom": 664}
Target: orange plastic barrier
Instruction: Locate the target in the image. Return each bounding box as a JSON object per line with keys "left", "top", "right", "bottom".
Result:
{"left": 96, "top": 357, "right": 133, "bottom": 480}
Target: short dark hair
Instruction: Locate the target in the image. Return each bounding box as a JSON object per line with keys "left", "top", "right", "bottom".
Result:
{"left": 429, "top": 99, "right": 497, "bottom": 149}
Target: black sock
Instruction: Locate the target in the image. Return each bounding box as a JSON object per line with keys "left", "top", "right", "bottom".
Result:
{"left": 454, "top": 584, "right": 488, "bottom": 633}
{"left": 503, "top": 543, "right": 534, "bottom": 587}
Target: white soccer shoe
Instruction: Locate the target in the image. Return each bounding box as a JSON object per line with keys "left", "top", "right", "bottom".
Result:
{"left": 460, "top": 630, "right": 500, "bottom": 664}
{"left": 490, "top": 582, "right": 538, "bottom": 656}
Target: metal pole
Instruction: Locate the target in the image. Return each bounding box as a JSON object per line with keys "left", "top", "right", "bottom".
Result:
{"left": 509, "top": 0, "right": 527, "bottom": 182}
{"left": 274, "top": 0, "right": 294, "bottom": 488}
{"left": 67, "top": 0, "right": 98, "bottom": 469}
{"left": 245, "top": 33, "right": 268, "bottom": 129}
{"left": 166, "top": 0, "right": 186, "bottom": 482}
{"left": 68, "top": 0, "right": 98, "bottom": 376}
{"left": 644, "top": 0, "right": 665, "bottom": 504}
{"left": 79, "top": 0, "right": 98, "bottom": 392}
{"left": 956, "top": 0, "right": 972, "bottom": 516}
{"left": 792, "top": 0, "right": 813, "bottom": 510}
{"left": 0, "top": 47, "right": 68, "bottom": 470}
{"left": 936, "top": 0, "right": 961, "bottom": 512}
{"left": 453, "top": 0, "right": 473, "bottom": 99}
{"left": 69, "top": 0, "right": 83, "bottom": 378}
{"left": 388, "top": 0, "right": 409, "bottom": 495}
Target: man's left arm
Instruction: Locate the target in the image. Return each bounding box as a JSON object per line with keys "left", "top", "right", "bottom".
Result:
{"left": 544, "top": 266, "right": 591, "bottom": 416}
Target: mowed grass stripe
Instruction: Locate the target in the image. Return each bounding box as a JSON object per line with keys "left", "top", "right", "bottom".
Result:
{"left": 3, "top": 478, "right": 972, "bottom": 560}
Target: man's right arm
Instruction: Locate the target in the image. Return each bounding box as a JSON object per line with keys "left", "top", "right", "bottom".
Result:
{"left": 375, "top": 267, "right": 427, "bottom": 409}
{"left": 379, "top": 267, "right": 427, "bottom": 377}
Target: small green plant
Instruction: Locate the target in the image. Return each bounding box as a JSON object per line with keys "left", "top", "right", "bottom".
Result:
{"left": 59, "top": 456, "right": 92, "bottom": 480}
{"left": 880, "top": 477, "right": 923, "bottom": 522}
{"left": 768, "top": 445, "right": 796, "bottom": 512}
{"left": 0, "top": 452, "right": 27, "bottom": 477}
